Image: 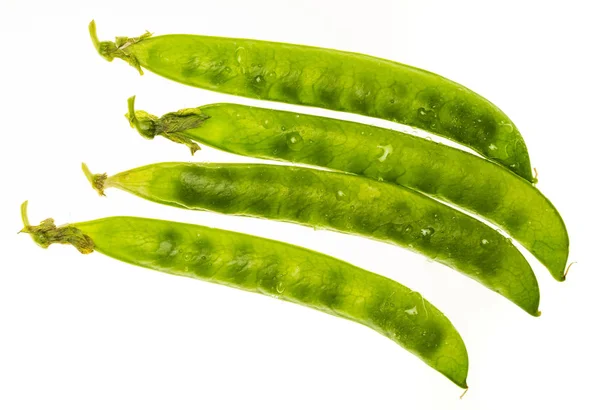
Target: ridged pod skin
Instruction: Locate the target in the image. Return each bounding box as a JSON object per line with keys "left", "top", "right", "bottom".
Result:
{"left": 21, "top": 203, "right": 469, "bottom": 388}
{"left": 89, "top": 21, "right": 534, "bottom": 181}
{"left": 85, "top": 163, "right": 540, "bottom": 315}
{"left": 127, "top": 100, "right": 569, "bottom": 281}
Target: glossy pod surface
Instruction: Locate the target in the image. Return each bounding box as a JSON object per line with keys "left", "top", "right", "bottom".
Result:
{"left": 90, "top": 163, "right": 540, "bottom": 315}
{"left": 90, "top": 21, "right": 533, "bottom": 181}
{"left": 22, "top": 209, "right": 469, "bottom": 387}
{"left": 129, "top": 101, "right": 569, "bottom": 280}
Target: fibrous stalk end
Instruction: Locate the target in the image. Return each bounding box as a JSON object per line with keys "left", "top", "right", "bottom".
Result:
{"left": 126, "top": 95, "right": 208, "bottom": 155}
{"left": 88, "top": 20, "right": 151, "bottom": 75}
{"left": 81, "top": 163, "right": 108, "bottom": 196}
{"left": 20, "top": 201, "right": 94, "bottom": 254}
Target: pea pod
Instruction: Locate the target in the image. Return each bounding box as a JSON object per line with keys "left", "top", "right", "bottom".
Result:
{"left": 82, "top": 162, "right": 540, "bottom": 315}
{"left": 20, "top": 201, "right": 469, "bottom": 388}
{"left": 89, "top": 21, "right": 534, "bottom": 181}
{"left": 127, "top": 98, "right": 569, "bottom": 281}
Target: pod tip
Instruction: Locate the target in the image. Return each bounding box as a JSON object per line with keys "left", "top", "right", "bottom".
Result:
{"left": 20, "top": 201, "right": 95, "bottom": 254}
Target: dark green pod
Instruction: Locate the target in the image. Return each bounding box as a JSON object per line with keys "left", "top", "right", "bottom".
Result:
{"left": 89, "top": 21, "right": 533, "bottom": 181}
{"left": 21, "top": 202, "right": 468, "bottom": 388}
{"left": 83, "top": 163, "right": 540, "bottom": 315}
{"left": 127, "top": 99, "right": 569, "bottom": 281}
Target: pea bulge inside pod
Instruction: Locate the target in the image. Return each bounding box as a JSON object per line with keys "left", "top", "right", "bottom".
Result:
{"left": 90, "top": 21, "right": 534, "bottom": 181}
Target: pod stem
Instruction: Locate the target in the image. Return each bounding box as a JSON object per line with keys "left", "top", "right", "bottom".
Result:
{"left": 88, "top": 20, "right": 151, "bottom": 75}
{"left": 126, "top": 95, "right": 209, "bottom": 155}
{"left": 20, "top": 201, "right": 94, "bottom": 254}
{"left": 82, "top": 163, "right": 108, "bottom": 196}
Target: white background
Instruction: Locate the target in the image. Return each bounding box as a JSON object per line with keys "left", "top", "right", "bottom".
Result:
{"left": 1, "top": 1, "right": 597, "bottom": 409}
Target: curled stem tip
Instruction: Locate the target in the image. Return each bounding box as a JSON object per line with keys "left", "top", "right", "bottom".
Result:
{"left": 82, "top": 163, "right": 108, "bottom": 196}
{"left": 21, "top": 200, "right": 31, "bottom": 228}
{"left": 88, "top": 20, "right": 151, "bottom": 75}
{"left": 125, "top": 96, "right": 208, "bottom": 155}
{"left": 20, "top": 201, "right": 94, "bottom": 254}
{"left": 564, "top": 261, "right": 577, "bottom": 279}
{"left": 88, "top": 20, "right": 101, "bottom": 54}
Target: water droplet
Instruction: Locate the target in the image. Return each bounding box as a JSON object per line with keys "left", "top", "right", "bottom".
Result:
{"left": 481, "top": 239, "right": 489, "bottom": 246}
{"left": 183, "top": 252, "right": 193, "bottom": 261}
{"left": 156, "top": 240, "right": 173, "bottom": 256}
{"left": 360, "top": 131, "right": 365, "bottom": 135}
{"left": 500, "top": 122, "right": 514, "bottom": 132}
{"left": 183, "top": 266, "right": 189, "bottom": 272}
{"left": 389, "top": 99, "right": 395, "bottom": 104}
{"left": 336, "top": 190, "right": 345, "bottom": 199}
{"left": 421, "top": 227, "right": 434, "bottom": 237}
{"left": 235, "top": 47, "right": 246, "bottom": 65}
{"left": 286, "top": 132, "right": 304, "bottom": 151}
{"left": 489, "top": 143, "right": 498, "bottom": 151}
{"left": 263, "top": 119, "right": 273, "bottom": 129}
{"left": 405, "top": 306, "right": 418, "bottom": 315}
{"left": 295, "top": 114, "right": 300, "bottom": 118}
{"left": 276, "top": 282, "right": 285, "bottom": 294}
{"left": 377, "top": 144, "right": 393, "bottom": 162}
{"left": 404, "top": 224, "right": 413, "bottom": 233}
{"left": 255, "top": 75, "right": 264, "bottom": 83}
{"left": 281, "top": 126, "right": 286, "bottom": 131}
{"left": 418, "top": 107, "right": 427, "bottom": 116}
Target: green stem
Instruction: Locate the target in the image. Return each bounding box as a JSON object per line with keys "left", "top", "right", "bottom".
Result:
{"left": 20, "top": 201, "right": 95, "bottom": 254}
{"left": 88, "top": 20, "right": 151, "bottom": 75}
{"left": 82, "top": 163, "right": 108, "bottom": 196}
{"left": 126, "top": 95, "right": 209, "bottom": 155}
{"left": 20, "top": 200, "right": 31, "bottom": 227}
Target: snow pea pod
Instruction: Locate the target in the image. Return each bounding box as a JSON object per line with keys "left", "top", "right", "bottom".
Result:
{"left": 127, "top": 98, "right": 569, "bottom": 281}
{"left": 20, "top": 201, "right": 469, "bottom": 388}
{"left": 89, "top": 21, "right": 534, "bottom": 182}
{"left": 82, "top": 163, "right": 540, "bottom": 315}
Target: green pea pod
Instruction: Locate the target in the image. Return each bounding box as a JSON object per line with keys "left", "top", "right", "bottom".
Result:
{"left": 89, "top": 21, "right": 534, "bottom": 182}
{"left": 20, "top": 201, "right": 468, "bottom": 388}
{"left": 126, "top": 98, "right": 569, "bottom": 281}
{"left": 82, "top": 162, "right": 540, "bottom": 316}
